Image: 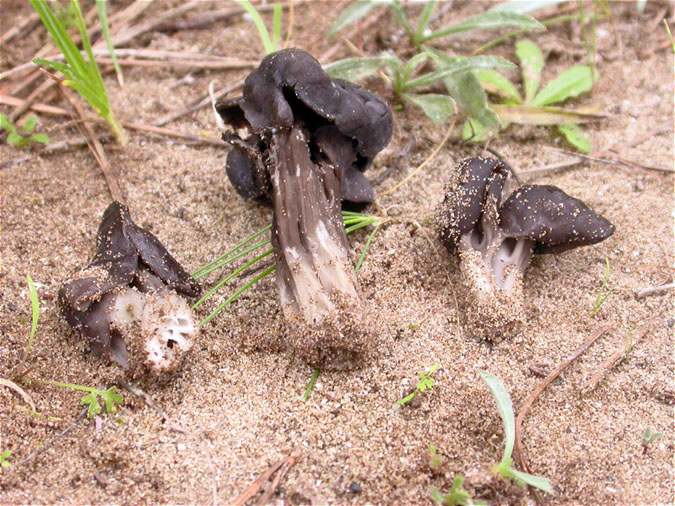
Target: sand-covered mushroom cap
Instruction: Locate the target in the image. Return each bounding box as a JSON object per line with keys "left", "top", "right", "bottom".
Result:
{"left": 499, "top": 184, "right": 616, "bottom": 254}
{"left": 59, "top": 201, "right": 200, "bottom": 376}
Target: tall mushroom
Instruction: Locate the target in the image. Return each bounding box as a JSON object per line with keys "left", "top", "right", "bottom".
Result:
{"left": 216, "top": 48, "right": 393, "bottom": 368}
{"left": 59, "top": 202, "right": 201, "bottom": 377}
{"left": 436, "top": 157, "right": 615, "bottom": 340}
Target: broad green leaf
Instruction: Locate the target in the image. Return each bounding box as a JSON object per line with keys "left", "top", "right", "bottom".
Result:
{"left": 421, "top": 11, "right": 544, "bottom": 42}
{"left": 100, "top": 387, "right": 124, "bottom": 414}
{"left": 474, "top": 69, "right": 521, "bottom": 103}
{"left": 462, "top": 117, "right": 491, "bottom": 143}
{"left": 0, "top": 113, "right": 16, "bottom": 134}
{"left": 489, "top": 0, "right": 566, "bottom": 14}
{"left": 509, "top": 468, "right": 554, "bottom": 494}
{"left": 324, "top": 56, "right": 397, "bottom": 82}
{"left": 403, "top": 93, "right": 456, "bottom": 124}
{"left": 6, "top": 132, "right": 24, "bottom": 147}
{"left": 557, "top": 124, "right": 592, "bottom": 153}
{"left": 22, "top": 114, "right": 38, "bottom": 134}
{"left": 80, "top": 391, "right": 102, "bottom": 418}
{"left": 515, "top": 39, "right": 543, "bottom": 103}
{"left": 445, "top": 71, "right": 501, "bottom": 131}
{"left": 531, "top": 65, "right": 593, "bottom": 106}
{"left": 492, "top": 104, "right": 603, "bottom": 125}
{"left": 480, "top": 372, "right": 515, "bottom": 461}
{"left": 405, "top": 54, "right": 514, "bottom": 90}
{"left": 329, "top": 0, "right": 378, "bottom": 36}
{"left": 29, "top": 133, "right": 50, "bottom": 145}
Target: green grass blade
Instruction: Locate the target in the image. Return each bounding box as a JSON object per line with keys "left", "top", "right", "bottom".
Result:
{"left": 531, "top": 65, "right": 593, "bottom": 107}
{"left": 414, "top": 0, "right": 436, "bottom": 41}
{"left": 201, "top": 264, "right": 276, "bottom": 326}
{"left": 195, "top": 238, "right": 271, "bottom": 280}
{"left": 239, "top": 0, "right": 276, "bottom": 54}
{"left": 96, "top": 0, "right": 124, "bottom": 86}
{"left": 480, "top": 372, "right": 515, "bottom": 463}
{"left": 271, "top": 2, "right": 283, "bottom": 46}
{"left": 355, "top": 222, "right": 381, "bottom": 272}
{"left": 515, "top": 39, "right": 543, "bottom": 103}
{"left": 509, "top": 468, "right": 554, "bottom": 494}
{"left": 26, "top": 275, "right": 40, "bottom": 353}
{"left": 302, "top": 368, "right": 321, "bottom": 401}
{"left": 422, "top": 11, "right": 544, "bottom": 42}
{"left": 328, "top": 0, "right": 377, "bottom": 36}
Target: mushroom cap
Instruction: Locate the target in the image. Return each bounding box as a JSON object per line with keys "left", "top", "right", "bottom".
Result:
{"left": 237, "top": 48, "right": 393, "bottom": 161}
{"left": 499, "top": 184, "right": 615, "bottom": 254}
{"left": 438, "top": 157, "right": 511, "bottom": 246}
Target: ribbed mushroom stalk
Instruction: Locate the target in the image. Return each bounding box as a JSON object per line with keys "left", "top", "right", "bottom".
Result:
{"left": 216, "top": 49, "right": 393, "bottom": 368}
{"left": 437, "top": 157, "right": 615, "bottom": 341}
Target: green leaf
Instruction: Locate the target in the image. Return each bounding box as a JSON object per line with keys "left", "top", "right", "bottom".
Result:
{"left": 421, "top": 11, "right": 544, "bottom": 42}
{"left": 21, "top": 114, "right": 38, "bottom": 134}
{"left": 462, "top": 118, "right": 491, "bottom": 143}
{"left": 405, "top": 54, "right": 515, "bottom": 90}
{"left": 7, "top": 132, "right": 25, "bottom": 147}
{"left": 403, "top": 93, "right": 456, "bottom": 124}
{"left": 509, "top": 468, "right": 554, "bottom": 494}
{"left": 397, "top": 391, "right": 417, "bottom": 406}
{"left": 26, "top": 275, "right": 40, "bottom": 353}
{"left": 414, "top": 0, "right": 436, "bottom": 41}
{"left": 531, "top": 65, "right": 594, "bottom": 107}
{"left": 96, "top": 0, "right": 124, "bottom": 86}
{"left": 489, "top": 0, "right": 566, "bottom": 14}
{"left": 492, "top": 104, "right": 603, "bottom": 125}
{"left": 239, "top": 0, "right": 276, "bottom": 54}
{"left": 402, "top": 52, "right": 429, "bottom": 80}
{"left": 480, "top": 372, "right": 515, "bottom": 462}
{"left": 29, "top": 133, "right": 50, "bottom": 145}
{"left": 329, "top": 0, "right": 378, "bottom": 36}
{"left": 0, "top": 113, "right": 17, "bottom": 134}
{"left": 100, "top": 387, "right": 124, "bottom": 414}
{"left": 446, "top": 71, "right": 501, "bottom": 131}
{"left": 272, "top": 2, "right": 283, "bottom": 46}
{"left": 324, "top": 56, "right": 397, "bottom": 82}
{"left": 302, "top": 368, "right": 320, "bottom": 401}
{"left": 557, "top": 123, "right": 592, "bottom": 153}
{"left": 0, "top": 450, "right": 12, "bottom": 469}
{"left": 515, "top": 39, "right": 543, "bottom": 103}
{"left": 80, "top": 391, "right": 102, "bottom": 418}
{"left": 474, "top": 69, "right": 521, "bottom": 103}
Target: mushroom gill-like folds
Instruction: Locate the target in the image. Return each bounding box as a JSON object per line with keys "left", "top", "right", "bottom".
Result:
{"left": 436, "top": 157, "right": 615, "bottom": 340}
{"left": 59, "top": 201, "right": 201, "bottom": 376}
{"left": 216, "top": 48, "right": 393, "bottom": 368}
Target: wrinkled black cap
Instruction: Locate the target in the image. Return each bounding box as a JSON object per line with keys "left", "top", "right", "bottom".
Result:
{"left": 500, "top": 185, "right": 615, "bottom": 254}
{"left": 438, "top": 157, "right": 511, "bottom": 245}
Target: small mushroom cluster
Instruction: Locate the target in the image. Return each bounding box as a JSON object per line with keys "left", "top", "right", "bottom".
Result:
{"left": 436, "top": 157, "right": 615, "bottom": 340}
{"left": 59, "top": 202, "right": 200, "bottom": 377}
{"left": 215, "top": 48, "right": 393, "bottom": 368}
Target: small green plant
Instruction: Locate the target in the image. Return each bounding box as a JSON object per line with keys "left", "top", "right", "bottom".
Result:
{"left": 427, "top": 443, "right": 443, "bottom": 470}
{"left": 26, "top": 274, "right": 40, "bottom": 354}
{"left": 194, "top": 211, "right": 381, "bottom": 325}
{"left": 590, "top": 257, "right": 611, "bottom": 317}
{"left": 467, "top": 38, "right": 598, "bottom": 152}
{"left": 48, "top": 381, "right": 124, "bottom": 418}
{"left": 302, "top": 368, "right": 321, "bottom": 402}
{"left": 30, "top": 0, "right": 127, "bottom": 145}
{"left": 330, "top": 1, "right": 543, "bottom": 50}
{"left": 0, "top": 450, "right": 12, "bottom": 470}
{"left": 480, "top": 372, "right": 553, "bottom": 494}
{"left": 0, "top": 114, "right": 49, "bottom": 148}
{"left": 239, "top": 0, "right": 284, "bottom": 55}
{"left": 325, "top": 51, "right": 514, "bottom": 124}
{"left": 397, "top": 363, "right": 441, "bottom": 406}
{"left": 642, "top": 427, "right": 662, "bottom": 447}
{"left": 431, "top": 474, "right": 485, "bottom": 506}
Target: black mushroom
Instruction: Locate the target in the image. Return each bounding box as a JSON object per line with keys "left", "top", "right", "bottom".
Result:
{"left": 215, "top": 48, "right": 393, "bottom": 368}
{"left": 59, "top": 202, "right": 201, "bottom": 377}
{"left": 436, "top": 157, "right": 615, "bottom": 340}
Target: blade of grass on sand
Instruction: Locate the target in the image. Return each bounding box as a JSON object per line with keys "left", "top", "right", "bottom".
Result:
{"left": 95, "top": 0, "right": 124, "bottom": 86}
{"left": 26, "top": 274, "right": 40, "bottom": 353}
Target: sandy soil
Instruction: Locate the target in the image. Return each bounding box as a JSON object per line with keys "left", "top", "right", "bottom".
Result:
{"left": 1, "top": 1, "right": 673, "bottom": 504}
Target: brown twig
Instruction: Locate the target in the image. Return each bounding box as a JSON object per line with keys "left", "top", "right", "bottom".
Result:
{"left": 43, "top": 70, "right": 126, "bottom": 203}
{"left": 229, "top": 454, "right": 298, "bottom": 506}
{"left": 0, "top": 12, "right": 40, "bottom": 46}
{"left": 514, "top": 324, "right": 614, "bottom": 472}
{"left": 546, "top": 147, "right": 674, "bottom": 174}
{"left": 583, "top": 325, "right": 652, "bottom": 393}
{"left": 519, "top": 159, "right": 586, "bottom": 178}
{"left": 634, "top": 282, "right": 675, "bottom": 300}
{"left": 256, "top": 453, "right": 300, "bottom": 505}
